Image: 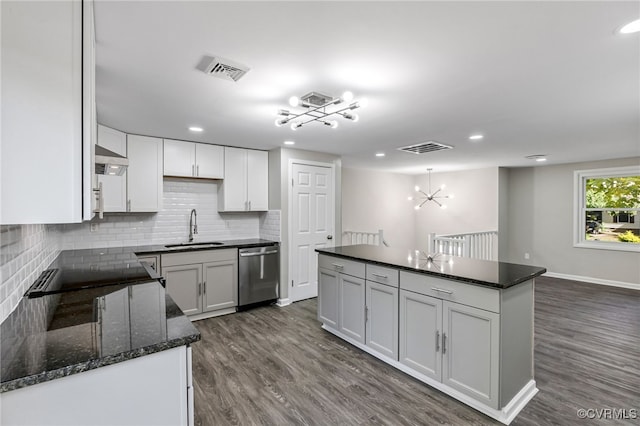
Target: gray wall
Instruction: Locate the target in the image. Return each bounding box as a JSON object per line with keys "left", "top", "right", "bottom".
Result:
{"left": 503, "top": 157, "right": 640, "bottom": 285}
{"left": 342, "top": 168, "right": 415, "bottom": 250}
{"left": 269, "top": 148, "right": 342, "bottom": 301}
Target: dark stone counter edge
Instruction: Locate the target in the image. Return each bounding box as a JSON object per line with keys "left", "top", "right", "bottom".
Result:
{"left": 316, "top": 250, "right": 547, "bottom": 289}
{"left": 0, "top": 333, "right": 201, "bottom": 393}
{"left": 135, "top": 240, "right": 279, "bottom": 255}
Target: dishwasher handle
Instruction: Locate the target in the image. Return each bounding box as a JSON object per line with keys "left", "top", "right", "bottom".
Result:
{"left": 239, "top": 250, "right": 279, "bottom": 257}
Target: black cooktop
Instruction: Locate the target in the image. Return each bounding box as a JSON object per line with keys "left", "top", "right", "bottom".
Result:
{"left": 25, "top": 247, "right": 161, "bottom": 298}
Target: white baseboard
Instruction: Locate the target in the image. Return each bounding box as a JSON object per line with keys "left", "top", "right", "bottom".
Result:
{"left": 276, "top": 298, "right": 291, "bottom": 307}
{"left": 543, "top": 272, "right": 640, "bottom": 291}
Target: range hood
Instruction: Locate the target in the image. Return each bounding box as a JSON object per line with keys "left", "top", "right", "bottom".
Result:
{"left": 95, "top": 145, "right": 128, "bottom": 176}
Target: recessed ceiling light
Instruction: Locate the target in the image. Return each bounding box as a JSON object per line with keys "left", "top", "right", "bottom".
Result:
{"left": 619, "top": 18, "right": 640, "bottom": 34}
{"left": 469, "top": 134, "right": 484, "bottom": 141}
{"left": 525, "top": 154, "right": 547, "bottom": 162}
{"left": 188, "top": 126, "right": 203, "bottom": 132}
{"left": 284, "top": 140, "right": 295, "bottom": 145}
{"left": 375, "top": 152, "right": 385, "bottom": 157}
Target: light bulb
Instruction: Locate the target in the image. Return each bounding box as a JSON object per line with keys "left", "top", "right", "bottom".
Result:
{"left": 449, "top": 194, "right": 455, "bottom": 199}
{"left": 407, "top": 196, "right": 413, "bottom": 201}
{"left": 351, "top": 114, "right": 359, "bottom": 122}
{"left": 414, "top": 205, "right": 420, "bottom": 210}
{"left": 278, "top": 109, "right": 290, "bottom": 116}
{"left": 414, "top": 185, "right": 420, "bottom": 192}
{"left": 620, "top": 19, "right": 640, "bottom": 34}
{"left": 330, "top": 121, "right": 339, "bottom": 129}
{"left": 342, "top": 91, "right": 354, "bottom": 102}
{"left": 288, "top": 96, "right": 300, "bottom": 107}
{"left": 275, "top": 119, "right": 283, "bottom": 127}
{"left": 440, "top": 184, "right": 446, "bottom": 189}
{"left": 291, "top": 122, "right": 301, "bottom": 130}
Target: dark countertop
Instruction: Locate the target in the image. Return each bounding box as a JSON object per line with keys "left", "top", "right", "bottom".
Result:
{"left": 1, "top": 281, "right": 200, "bottom": 393}
{"left": 134, "top": 238, "right": 279, "bottom": 255}
{"left": 316, "top": 245, "right": 546, "bottom": 289}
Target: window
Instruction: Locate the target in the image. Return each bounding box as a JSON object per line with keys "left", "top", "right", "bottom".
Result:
{"left": 574, "top": 166, "right": 640, "bottom": 252}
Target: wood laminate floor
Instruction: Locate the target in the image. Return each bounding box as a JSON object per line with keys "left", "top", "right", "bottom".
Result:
{"left": 191, "top": 276, "right": 640, "bottom": 425}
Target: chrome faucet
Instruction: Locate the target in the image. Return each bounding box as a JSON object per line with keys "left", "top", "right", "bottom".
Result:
{"left": 189, "top": 209, "right": 198, "bottom": 242}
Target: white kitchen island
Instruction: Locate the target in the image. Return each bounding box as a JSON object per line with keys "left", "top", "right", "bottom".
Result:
{"left": 316, "top": 245, "right": 546, "bottom": 425}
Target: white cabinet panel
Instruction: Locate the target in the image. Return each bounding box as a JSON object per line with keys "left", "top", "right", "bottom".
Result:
{"left": 442, "top": 301, "right": 500, "bottom": 409}
{"left": 366, "top": 281, "right": 398, "bottom": 360}
{"left": 164, "top": 139, "right": 195, "bottom": 178}
{"left": 318, "top": 267, "right": 339, "bottom": 328}
{"left": 164, "top": 140, "right": 223, "bottom": 179}
{"left": 128, "top": 135, "right": 163, "bottom": 212}
{"left": 203, "top": 259, "right": 237, "bottom": 312}
{"left": 247, "top": 149, "right": 268, "bottom": 210}
{"left": 196, "top": 144, "right": 224, "bottom": 179}
{"left": 339, "top": 274, "right": 365, "bottom": 343}
{"left": 218, "top": 147, "right": 268, "bottom": 212}
{"left": 163, "top": 264, "right": 202, "bottom": 316}
{"left": 1, "top": 0, "right": 84, "bottom": 224}
{"left": 97, "top": 125, "right": 127, "bottom": 212}
{"left": 399, "top": 290, "right": 442, "bottom": 380}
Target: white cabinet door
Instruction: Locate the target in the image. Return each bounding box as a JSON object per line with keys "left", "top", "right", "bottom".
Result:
{"left": 218, "top": 147, "right": 247, "bottom": 211}
{"left": 195, "top": 144, "right": 224, "bottom": 179}
{"left": 164, "top": 139, "right": 195, "bottom": 177}
{"left": 163, "top": 264, "right": 202, "bottom": 316}
{"left": 203, "top": 259, "right": 237, "bottom": 312}
{"left": 97, "top": 125, "right": 127, "bottom": 212}
{"left": 1, "top": 0, "right": 83, "bottom": 224}
{"left": 247, "top": 149, "right": 268, "bottom": 211}
{"left": 442, "top": 301, "right": 500, "bottom": 409}
{"left": 339, "top": 274, "right": 365, "bottom": 344}
{"left": 399, "top": 290, "right": 442, "bottom": 381}
{"left": 127, "top": 135, "right": 163, "bottom": 212}
{"left": 318, "top": 267, "right": 339, "bottom": 328}
{"left": 366, "top": 281, "right": 398, "bottom": 360}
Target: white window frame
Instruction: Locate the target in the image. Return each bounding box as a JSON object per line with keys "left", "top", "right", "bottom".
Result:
{"left": 574, "top": 165, "right": 640, "bottom": 252}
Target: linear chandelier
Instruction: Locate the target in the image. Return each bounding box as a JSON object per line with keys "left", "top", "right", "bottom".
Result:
{"left": 408, "top": 168, "right": 454, "bottom": 209}
{"left": 275, "top": 91, "right": 363, "bottom": 130}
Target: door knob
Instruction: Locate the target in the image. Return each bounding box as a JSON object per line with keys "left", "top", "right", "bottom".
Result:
{"left": 327, "top": 235, "right": 333, "bottom": 240}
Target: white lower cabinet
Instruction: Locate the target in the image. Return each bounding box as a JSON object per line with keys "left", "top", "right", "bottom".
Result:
{"left": 366, "top": 281, "right": 398, "bottom": 360}
{"left": 442, "top": 300, "right": 500, "bottom": 408}
{"left": 162, "top": 249, "right": 238, "bottom": 320}
{"left": 317, "top": 253, "right": 536, "bottom": 424}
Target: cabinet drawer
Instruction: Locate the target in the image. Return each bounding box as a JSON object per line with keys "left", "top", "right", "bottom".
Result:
{"left": 162, "top": 248, "right": 237, "bottom": 267}
{"left": 318, "top": 255, "right": 365, "bottom": 278}
{"left": 366, "top": 264, "right": 399, "bottom": 287}
{"left": 400, "top": 271, "right": 499, "bottom": 313}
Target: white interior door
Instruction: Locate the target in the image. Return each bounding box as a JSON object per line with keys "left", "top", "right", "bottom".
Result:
{"left": 291, "top": 163, "right": 334, "bottom": 302}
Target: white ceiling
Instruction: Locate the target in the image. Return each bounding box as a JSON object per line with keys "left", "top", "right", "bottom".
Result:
{"left": 94, "top": 1, "right": 640, "bottom": 174}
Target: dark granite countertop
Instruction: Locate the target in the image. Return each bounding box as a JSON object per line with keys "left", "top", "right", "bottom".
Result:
{"left": 134, "top": 238, "right": 279, "bottom": 255}
{"left": 316, "top": 245, "right": 546, "bottom": 289}
{"left": 1, "top": 281, "right": 200, "bottom": 393}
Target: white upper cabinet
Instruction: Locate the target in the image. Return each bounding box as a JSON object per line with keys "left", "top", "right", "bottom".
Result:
{"left": 97, "top": 125, "right": 127, "bottom": 212}
{"left": 163, "top": 140, "right": 223, "bottom": 179}
{"left": 218, "top": 147, "right": 268, "bottom": 212}
{"left": 127, "top": 135, "right": 163, "bottom": 212}
{"left": 1, "top": 0, "right": 95, "bottom": 224}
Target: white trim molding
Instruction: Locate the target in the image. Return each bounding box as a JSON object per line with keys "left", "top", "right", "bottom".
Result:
{"left": 276, "top": 297, "right": 292, "bottom": 307}
{"left": 544, "top": 272, "right": 640, "bottom": 291}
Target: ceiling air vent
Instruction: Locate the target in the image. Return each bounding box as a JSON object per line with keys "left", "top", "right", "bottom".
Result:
{"left": 398, "top": 141, "right": 453, "bottom": 155}
{"left": 204, "top": 56, "right": 250, "bottom": 82}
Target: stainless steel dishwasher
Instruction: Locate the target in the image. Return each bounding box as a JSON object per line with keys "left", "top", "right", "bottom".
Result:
{"left": 238, "top": 244, "right": 279, "bottom": 310}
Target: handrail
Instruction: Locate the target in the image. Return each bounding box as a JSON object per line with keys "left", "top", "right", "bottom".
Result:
{"left": 343, "top": 229, "right": 389, "bottom": 247}
{"left": 430, "top": 230, "right": 498, "bottom": 261}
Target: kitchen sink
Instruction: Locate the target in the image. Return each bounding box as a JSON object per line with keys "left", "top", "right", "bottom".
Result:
{"left": 164, "top": 242, "right": 225, "bottom": 250}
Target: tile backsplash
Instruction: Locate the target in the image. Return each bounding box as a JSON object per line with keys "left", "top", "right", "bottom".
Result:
{"left": 0, "top": 225, "right": 60, "bottom": 323}
{"left": 59, "top": 179, "right": 280, "bottom": 249}
{"left": 0, "top": 178, "right": 280, "bottom": 322}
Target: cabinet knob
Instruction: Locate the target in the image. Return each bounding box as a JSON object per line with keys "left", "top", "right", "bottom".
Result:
{"left": 327, "top": 235, "right": 333, "bottom": 240}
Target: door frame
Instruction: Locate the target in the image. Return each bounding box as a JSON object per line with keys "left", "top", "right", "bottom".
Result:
{"left": 288, "top": 159, "right": 337, "bottom": 303}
